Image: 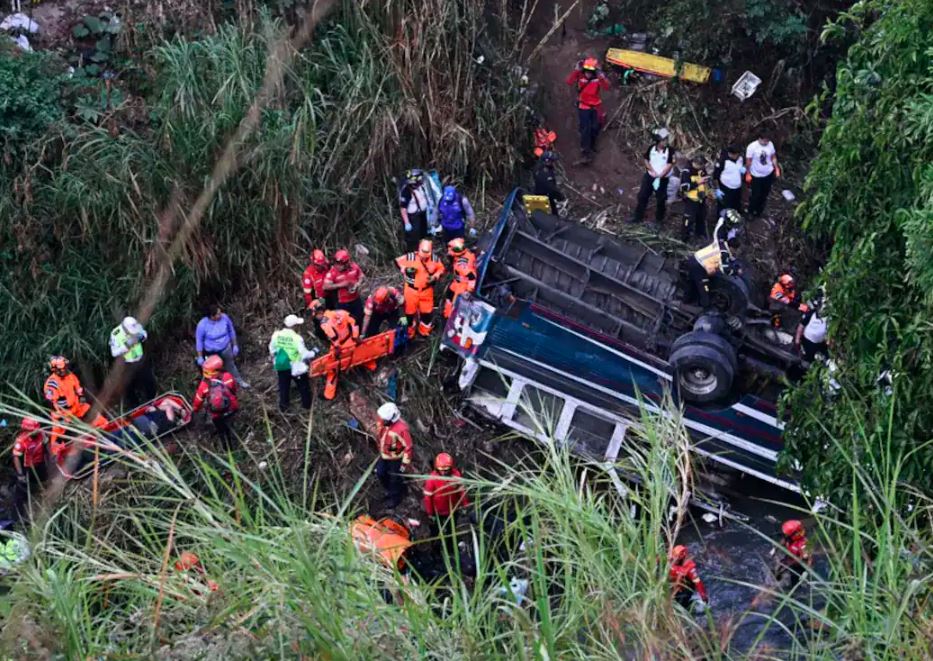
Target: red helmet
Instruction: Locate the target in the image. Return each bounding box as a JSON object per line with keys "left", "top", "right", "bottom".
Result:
{"left": 334, "top": 249, "right": 351, "bottom": 264}
{"left": 434, "top": 452, "right": 454, "bottom": 471}
{"left": 582, "top": 57, "right": 599, "bottom": 71}
{"left": 20, "top": 418, "right": 41, "bottom": 432}
{"left": 202, "top": 355, "right": 224, "bottom": 375}
{"left": 779, "top": 274, "right": 795, "bottom": 288}
{"left": 174, "top": 551, "right": 201, "bottom": 572}
{"left": 448, "top": 238, "right": 466, "bottom": 256}
{"left": 311, "top": 249, "right": 328, "bottom": 267}
{"left": 373, "top": 287, "right": 389, "bottom": 304}
{"left": 670, "top": 544, "right": 688, "bottom": 561}
{"left": 782, "top": 519, "right": 804, "bottom": 538}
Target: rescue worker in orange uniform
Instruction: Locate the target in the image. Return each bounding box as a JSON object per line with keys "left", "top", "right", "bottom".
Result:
{"left": 302, "top": 249, "right": 336, "bottom": 310}
{"left": 566, "top": 57, "right": 610, "bottom": 161}
{"left": 12, "top": 418, "right": 49, "bottom": 519}
{"left": 361, "top": 286, "right": 407, "bottom": 338}
{"left": 324, "top": 249, "right": 365, "bottom": 326}
{"left": 375, "top": 403, "right": 413, "bottom": 508}
{"left": 43, "top": 356, "right": 108, "bottom": 456}
{"left": 669, "top": 544, "right": 709, "bottom": 610}
{"left": 769, "top": 272, "right": 809, "bottom": 328}
{"left": 396, "top": 239, "right": 446, "bottom": 338}
{"left": 319, "top": 308, "right": 371, "bottom": 400}
{"left": 444, "top": 238, "right": 478, "bottom": 319}
{"left": 777, "top": 519, "right": 812, "bottom": 588}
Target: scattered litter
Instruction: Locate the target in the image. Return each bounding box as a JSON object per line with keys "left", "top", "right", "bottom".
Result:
{"left": 599, "top": 186, "right": 605, "bottom": 195}
{"left": 354, "top": 243, "right": 370, "bottom": 257}
{"left": 474, "top": 55, "right": 485, "bottom": 65}
{"left": 781, "top": 189, "right": 796, "bottom": 202}
{"left": 591, "top": 183, "right": 598, "bottom": 192}
{"left": 258, "top": 461, "right": 268, "bottom": 470}
{"left": 617, "top": 187, "right": 624, "bottom": 196}
{"left": 346, "top": 417, "right": 360, "bottom": 430}
{"left": 732, "top": 71, "right": 762, "bottom": 101}
{"left": 1, "top": 13, "right": 39, "bottom": 34}
{"left": 406, "top": 518, "right": 421, "bottom": 528}
{"left": 701, "top": 513, "right": 718, "bottom": 524}
{"left": 764, "top": 514, "right": 779, "bottom": 524}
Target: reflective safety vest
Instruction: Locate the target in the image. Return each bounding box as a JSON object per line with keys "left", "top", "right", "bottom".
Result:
{"left": 694, "top": 217, "right": 732, "bottom": 276}
{"left": 683, "top": 167, "right": 711, "bottom": 202}
{"left": 320, "top": 310, "right": 359, "bottom": 346}
{"left": 450, "top": 257, "right": 477, "bottom": 294}
{"left": 110, "top": 324, "right": 144, "bottom": 363}
{"left": 396, "top": 253, "right": 445, "bottom": 290}
{"left": 269, "top": 329, "right": 304, "bottom": 365}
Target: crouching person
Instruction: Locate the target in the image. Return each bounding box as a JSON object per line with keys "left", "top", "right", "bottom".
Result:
{"left": 192, "top": 355, "right": 239, "bottom": 451}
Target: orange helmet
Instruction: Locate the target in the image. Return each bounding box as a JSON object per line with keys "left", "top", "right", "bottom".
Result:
{"left": 582, "top": 57, "right": 599, "bottom": 71}
{"left": 20, "top": 418, "right": 41, "bottom": 432}
{"left": 779, "top": 274, "right": 795, "bottom": 288}
{"left": 174, "top": 551, "right": 201, "bottom": 572}
{"left": 434, "top": 452, "right": 454, "bottom": 471}
{"left": 782, "top": 519, "right": 804, "bottom": 539}
{"left": 49, "top": 355, "right": 69, "bottom": 371}
{"left": 334, "top": 249, "right": 350, "bottom": 264}
{"left": 448, "top": 238, "right": 466, "bottom": 256}
{"left": 311, "top": 249, "right": 328, "bottom": 267}
{"left": 417, "top": 239, "right": 433, "bottom": 258}
{"left": 202, "top": 355, "right": 223, "bottom": 375}
{"left": 670, "top": 544, "right": 688, "bottom": 562}
{"left": 373, "top": 287, "right": 390, "bottom": 304}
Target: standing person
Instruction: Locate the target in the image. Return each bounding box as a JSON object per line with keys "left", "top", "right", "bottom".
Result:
{"left": 565, "top": 57, "right": 610, "bottom": 162}
{"left": 11, "top": 418, "right": 48, "bottom": 520}
{"left": 191, "top": 355, "right": 239, "bottom": 450}
{"left": 679, "top": 155, "right": 712, "bottom": 240}
{"left": 687, "top": 209, "right": 743, "bottom": 308}
{"left": 795, "top": 291, "right": 829, "bottom": 362}
{"left": 43, "top": 355, "right": 108, "bottom": 453}
{"left": 422, "top": 453, "right": 470, "bottom": 530}
{"left": 745, "top": 134, "right": 781, "bottom": 217}
{"left": 109, "top": 316, "right": 156, "bottom": 407}
{"left": 437, "top": 185, "right": 477, "bottom": 243}
{"left": 375, "top": 403, "right": 413, "bottom": 508}
{"left": 324, "top": 249, "right": 365, "bottom": 327}
{"left": 669, "top": 545, "right": 710, "bottom": 611}
{"left": 399, "top": 169, "right": 430, "bottom": 251}
{"left": 777, "top": 519, "right": 812, "bottom": 589}
{"left": 631, "top": 130, "right": 674, "bottom": 224}
{"left": 361, "top": 286, "right": 407, "bottom": 338}
{"left": 395, "top": 239, "right": 446, "bottom": 338}
{"left": 533, "top": 151, "right": 566, "bottom": 215}
{"left": 714, "top": 145, "right": 745, "bottom": 214}
{"left": 769, "top": 272, "right": 809, "bottom": 328}
{"left": 195, "top": 304, "right": 249, "bottom": 389}
{"left": 444, "top": 239, "right": 478, "bottom": 319}
{"left": 302, "top": 249, "right": 336, "bottom": 310}
{"left": 268, "top": 315, "right": 318, "bottom": 412}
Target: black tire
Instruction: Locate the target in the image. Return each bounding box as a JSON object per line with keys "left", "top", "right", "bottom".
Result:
{"left": 692, "top": 313, "right": 728, "bottom": 337}
{"left": 670, "top": 330, "right": 739, "bottom": 375}
{"left": 670, "top": 342, "right": 736, "bottom": 404}
{"left": 708, "top": 274, "right": 750, "bottom": 315}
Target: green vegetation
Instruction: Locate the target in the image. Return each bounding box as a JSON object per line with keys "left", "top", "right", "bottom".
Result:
{"left": 784, "top": 0, "right": 933, "bottom": 501}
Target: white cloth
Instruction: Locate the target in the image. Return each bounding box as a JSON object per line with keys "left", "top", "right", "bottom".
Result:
{"left": 746, "top": 140, "right": 776, "bottom": 178}
{"left": 647, "top": 147, "right": 671, "bottom": 177}
{"left": 719, "top": 155, "right": 744, "bottom": 189}
{"left": 403, "top": 187, "right": 428, "bottom": 215}
{"left": 803, "top": 312, "right": 828, "bottom": 344}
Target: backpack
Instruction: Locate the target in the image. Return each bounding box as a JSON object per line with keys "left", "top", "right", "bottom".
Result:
{"left": 208, "top": 378, "right": 232, "bottom": 415}
{"left": 273, "top": 347, "right": 291, "bottom": 371}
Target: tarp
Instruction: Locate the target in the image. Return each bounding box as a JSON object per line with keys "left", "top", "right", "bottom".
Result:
{"left": 350, "top": 515, "right": 412, "bottom": 570}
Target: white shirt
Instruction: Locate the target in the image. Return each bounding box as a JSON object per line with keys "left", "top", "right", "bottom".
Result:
{"left": 803, "top": 311, "right": 828, "bottom": 344}
{"left": 646, "top": 146, "right": 671, "bottom": 177}
{"left": 401, "top": 186, "right": 428, "bottom": 215}
{"left": 719, "top": 155, "right": 743, "bottom": 189}
{"left": 746, "top": 140, "right": 776, "bottom": 178}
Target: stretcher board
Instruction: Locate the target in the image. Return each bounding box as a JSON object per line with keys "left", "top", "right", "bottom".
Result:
{"left": 606, "top": 48, "right": 711, "bottom": 84}
{"left": 424, "top": 169, "right": 443, "bottom": 233}
{"left": 351, "top": 515, "right": 413, "bottom": 570}
{"left": 55, "top": 392, "right": 193, "bottom": 480}
{"left": 310, "top": 330, "right": 396, "bottom": 378}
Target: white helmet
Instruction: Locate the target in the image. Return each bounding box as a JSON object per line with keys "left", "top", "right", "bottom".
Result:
{"left": 377, "top": 402, "right": 400, "bottom": 423}
{"left": 122, "top": 316, "right": 144, "bottom": 335}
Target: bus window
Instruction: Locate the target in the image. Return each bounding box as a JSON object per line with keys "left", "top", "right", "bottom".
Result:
{"left": 514, "top": 384, "right": 564, "bottom": 436}
{"left": 567, "top": 407, "right": 617, "bottom": 458}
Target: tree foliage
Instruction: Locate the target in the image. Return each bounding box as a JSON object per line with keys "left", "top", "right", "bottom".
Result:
{"left": 784, "top": 0, "right": 933, "bottom": 501}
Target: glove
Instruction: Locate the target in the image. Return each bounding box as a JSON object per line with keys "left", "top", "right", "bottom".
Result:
{"left": 714, "top": 189, "right": 724, "bottom": 200}
{"left": 468, "top": 227, "right": 478, "bottom": 238}
{"left": 125, "top": 335, "right": 138, "bottom": 347}
{"left": 16, "top": 473, "right": 26, "bottom": 484}
{"left": 745, "top": 172, "right": 752, "bottom": 184}
{"left": 399, "top": 316, "right": 409, "bottom": 327}
{"left": 404, "top": 221, "right": 412, "bottom": 232}
{"left": 652, "top": 177, "right": 660, "bottom": 191}
{"left": 196, "top": 356, "right": 205, "bottom": 367}
{"left": 739, "top": 165, "right": 747, "bottom": 175}
{"left": 575, "top": 60, "right": 583, "bottom": 72}
{"left": 233, "top": 345, "right": 240, "bottom": 357}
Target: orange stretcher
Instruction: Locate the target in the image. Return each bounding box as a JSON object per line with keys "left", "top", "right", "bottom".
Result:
{"left": 606, "top": 48, "right": 711, "bottom": 84}
{"left": 351, "top": 515, "right": 413, "bottom": 570}
{"left": 310, "top": 329, "right": 396, "bottom": 378}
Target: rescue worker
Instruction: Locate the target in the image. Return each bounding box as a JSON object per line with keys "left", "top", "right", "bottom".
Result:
{"left": 687, "top": 209, "right": 743, "bottom": 308}
{"left": 565, "top": 57, "right": 610, "bottom": 161}
{"left": 680, "top": 154, "right": 712, "bottom": 240}
{"left": 422, "top": 452, "right": 470, "bottom": 522}
{"left": 777, "top": 519, "right": 812, "bottom": 588}
{"left": 769, "top": 273, "right": 809, "bottom": 328}
{"left": 632, "top": 129, "right": 674, "bottom": 224}
{"left": 795, "top": 290, "right": 829, "bottom": 362}
{"left": 174, "top": 550, "right": 220, "bottom": 594}
{"left": 375, "top": 403, "right": 413, "bottom": 508}
{"left": 191, "top": 355, "right": 239, "bottom": 450}
{"left": 533, "top": 150, "right": 566, "bottom": 215}
{"left": 43, "top": 355, "right": 108, "bottom": 454}
{"left": 323, "top": 249, "right": 365, "bottom": 326}
{"left": 714, "top": 144, "right": 745, "bottom": 214}
{"left": 268, "top": 315, "right": 318, "bottom": 412}
{"left": 669, "top": 545, "right": 709, "bottom": 611}
{"left": 399, "top": 168, "right": 430, "bottom": 251}
{"left": 361, "top": 286, "right": 407, "bottom": 338}
{"left": 745, "top": 134, "right": 781, "bottom": 218}
{"left": 109, "top": 315, "right": 156, "bottom": 407}
{"left": 396, "top": 239, "right": 446, "bottom": 338}
{"left": 437, "top": 185, "right": 477, "bottom": 243}
{"left": 444, "top": 239, "right": 478, "bottom": 319}
{"left": 308, "top": 298, "right": 330, "bottom": 343}
{"left": 320, "top": 308, "right": 371, "bottom": 400}
{"left": 302, "top": 249, "right": 336, "bottom": 310}
{"left": 12, "top": 418, "right": 48, "bottom": 520}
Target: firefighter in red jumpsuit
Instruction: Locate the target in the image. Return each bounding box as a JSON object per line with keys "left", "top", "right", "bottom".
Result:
{"left": 302, "top": 249, "right": 335, "bottom": 310}
{"left": 565, "top": 57, "right": 610, "bottom": 161}
{"left": 669, "top": 544, "right": 709, "bottom": 610}
{"left": 324, "top": 249, "right": 365, "bottom": 326}
{"left": 192, "top": 355, "right": 239, "bottom": 450}
{"left": 777, "top": 519, "right": 812, "bottom": 587}
{"left": 12, "top": 418, "right": 49, "bottom": 519}
{"left": 423, "top": 453, "right": 470, "bottom": 521}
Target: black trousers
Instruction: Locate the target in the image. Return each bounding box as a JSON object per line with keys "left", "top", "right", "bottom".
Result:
{"left": 633, "top": 173, "right": 669, "bottom": 222}
{"left": 212, "top": 413, "right": 236, "bottom": 451}
{"left": 442, "top": 226, "right": 465, "bottom": 244}
{"left": 748, "top": 173, "right": 774, "bottom": 217}
{"left": 801, "top": 337, "right": 828, "bottom": 363}
{"left": 577, "top": 108, "right": 600, "bottom": 156}
{"left": 675, "top": 587, "right": 696, "bottom": 610}
{"left": 682, "top": 199, "right": 708, "bottom": 238}
{"left": 12, "top": 463, "right": 47, "bottom": 522}
{"left": 276, "top": 370, "right": 311, "bottom": 411}
{"left": 338, "top": 298, "right": 365, "bottom": 328}
{"left": 404, "top": 211, "right": 428, "bottom": 251}
{"left": 365, "top": 310, "right": 401, "bottom": 338}
{"left": 687, "top": 259, "right": 712, "bottom": 308}
{"left": 375, "top": 458, "right": 407, "bottom": 507}
{"left": 124, "top": 360, "right": 157, "bottom": 408}
{"left": 717, "top": 186, "right": 742, "bottom": 214}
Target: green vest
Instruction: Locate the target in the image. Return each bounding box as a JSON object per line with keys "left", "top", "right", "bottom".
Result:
{"left": 111, "top": 324, "right": 144, "bottom": 362}
{"left": 270, "top": 329, "right": 302, "bottom": 370}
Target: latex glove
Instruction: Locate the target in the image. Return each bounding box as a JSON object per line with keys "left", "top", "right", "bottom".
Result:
{"left": 233, "top": 345, "right": 240, "bottom": 357}
{"left": 652, "top": 177, "right": 660, "bottom": 191}
{"left": 399, "top": 316, "right": 409, "bottom": 327}
{"left": 714, "top": 189, "right": 724, "bottom": 200}
{"left": 125, "top": 335, "right": 138, "bottom": 347}
{"left": 745, "top": 172, "right": 753, "bottom": 184}
{"left": 196, "top": 356, "right": 205, "bottom": 367}
{"left": 739, "top": 165, "right": 747, "bottom": 175}
{"left": 468, "top": 227, "right": 478, "bottom": 238}
{"left": 404, "top": 221, "right": 412, "bottom": 232}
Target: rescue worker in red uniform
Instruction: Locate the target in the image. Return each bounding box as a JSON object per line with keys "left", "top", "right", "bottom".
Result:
{"left": 320, "top": 308, "right": 371, "bottom": 400}
{"left": 669, "top": 544, "right": 709, "bottom": 610}
{"left": 423, "top": 452, "right": 470, "bottom": 520}
{"left": 375, "top": 403, "right": 413, "bottom": 508}
{"left": 192, "top": 355, "right": 239, "bottom": 450}
{"left": 12, "top": 418, "right": 49, "bottom": 519}
{"left": 43, "top": 355, "right": 108, "bottom": 456}
{"left": 565, "top": 57, "right": 610, "bottom": 161}
{"left": 777, "top": 519, "right": 812, "bottom": 588}
{"left": 361, "top": 286, "right": 407, "bottom": 337}
{"left": 324, "top": 249, "right": 365, "bottom": 326}
{"left": 769, "top": 273, "right": 809, "bottom": 328}
{"left": 396, "top": 239, "right": 446, "bottom": 338}
{"left": 302, "top": 249, "right": 336, "bottom": 310}
{"left": 444, "top": 239, "right": 478, "bottom": 319}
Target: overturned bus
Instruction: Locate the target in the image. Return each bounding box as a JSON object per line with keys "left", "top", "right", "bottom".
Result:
{"left": 442, "top": 190, "right": 805, "bottom": 495}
